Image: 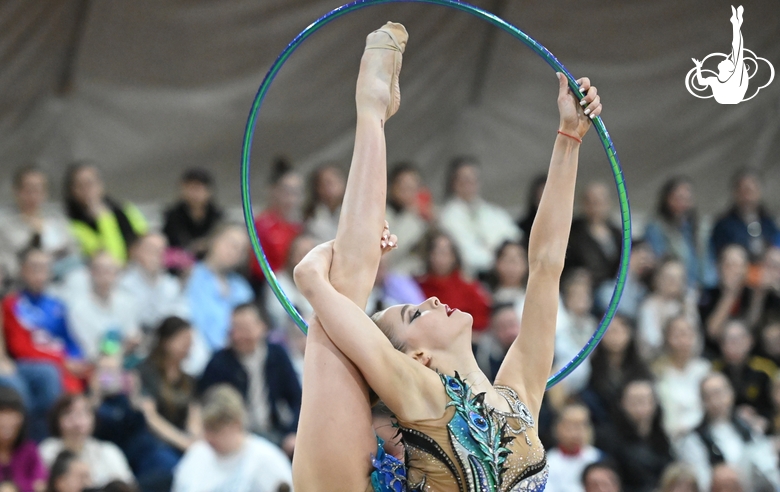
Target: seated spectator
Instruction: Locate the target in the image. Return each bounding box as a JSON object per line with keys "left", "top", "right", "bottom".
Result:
{"left": 89, "top": 354, "right": 178, "bottom": 492}
{"left": 595, "top": 379, "right": 673, "bottom": 492}
{"left": 657, "top": 463, "right": 700, "bottom": 492}
{"left": 653, "top": 316, "right": 712, "bottom": 439}
{"left": 384, "top": 162, "right": 428, "bottom": 275}
{"left": 674, "top": 372, "right": 780, "bottom": 491}
{"left": 474, "top": 303, "right": 520, "bottom": 382}
{"left": 712, "top": 319, "right": 776, "bottom": 425}
{"left": 710, "top": 463, "right": 744, "bottom": 492}
{"left": 303, "top": 163, "right": 345, "bottom": 243}
{"left": 711, "top": 168, "right": 778, "bottom": 264}
{"left": 438, "top": 157, "right": 521, "bottom": 277}
{"left": 637, "top": 258, "right": 699, "bottom": 361}
{"left": 699, "top": 245, "right": 760, "bottom": 357}
{"left": 645, "top": 176, "right": 707, "bottom": 286}
{"left": 45, "top": 450, "right": 91, "bottom": 492}
{"left": 582, "top": 315, "right": 652, "bottom": 425}
{"left": 758, "top": 320, "right": 780, "bottom": 368}
{"left": 136, "top": 317, "right": 201, "bottom": 453}
{"left": 186, "top": 224, "right": 254, "bottom": 353}
{"left": 264, "top": 234, "right": 316, "bottom": 331}
{"left": 63, "top": 163, "right": 147, "bottom": 265}
{"left": 66, "top": 252, "right": 140, "bottom": 361}
{"left": 516, "top": 174, "right": 547, "bottom": 243}
{"left": 486, "top": 240, "right": 528, "bottom": 317}
{"left": 545, "top": 403, "right": 603, "bottom": 492}
{"left": 171, "top": 385, "right": 292, "bottom": 492}
{"left": 0, "top": 336, "right": 60, "bottom": 442}
{"left": 0, "top": 387, "right": 46, "bottom": 492}
{"left": 415, "top": 231, "right": 491, "bottom": 333}
{"left": 162, "top": 168, "right": 223, "bottom": 262}
{"left": 118, "top": 233, "right": 189, "bottom": 333}
{"left": 2, "top": 247, "right": 85, "bottom": 393}
{"left": 658, "top": 463, "right": 700, "bottom": 492}
{"left": 0, "top": 166, "right": 78, "bottom": 282}
{"left": 565, "top": 182, "right": 622, "bottom": 285}
{"left": 366, "top": 255, "right": 426, "bottom": 315}
{"left": 554, "top": 269, "right": 597, "bottom": 394}
{"left": 596, "top": 238, "right": 655, "bottom": 319}
{"left": 752, "top": 246, "right": 780, "bottom": 325}
{"left": 249, "top": 158, "right": 303, "bottom": 286}
{"left": 582, "top": 461, "right": 622, "bottom": 492}
{"left": 40, "top": 394, "right": 134, "bottom": 488}
{"left": 198, "top": 304, "right": 300, "bottom": 455}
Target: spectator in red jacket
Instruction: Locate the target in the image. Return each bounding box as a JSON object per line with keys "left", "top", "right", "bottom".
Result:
{"left": 1, "top": 247, "right": 88, "bottom": 393}
{"left": 249, "top": 158, "right": 304, "bottom": 283}
{"left": 415, "top": 231, "right": 491, "bottom": 333}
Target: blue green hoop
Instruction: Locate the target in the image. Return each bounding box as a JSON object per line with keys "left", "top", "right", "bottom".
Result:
{"left": 240, "top": 0, "right": 632, "bottom": 389}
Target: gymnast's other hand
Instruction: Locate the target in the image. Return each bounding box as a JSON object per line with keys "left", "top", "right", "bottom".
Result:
{"left": 380, "top": 220, "right": 399, "bottom": 255}
{"left": 557, "top": 73, "right": 602, "bottom": 139}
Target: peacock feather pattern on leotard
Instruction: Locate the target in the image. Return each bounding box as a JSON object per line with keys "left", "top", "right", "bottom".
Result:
{"left": 441, "top": 372, "right": 515, "bottom": 491}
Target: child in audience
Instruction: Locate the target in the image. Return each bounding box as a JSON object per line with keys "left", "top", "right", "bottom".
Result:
{"left": 545, "top": 403, "right": 603, "bottom": 492}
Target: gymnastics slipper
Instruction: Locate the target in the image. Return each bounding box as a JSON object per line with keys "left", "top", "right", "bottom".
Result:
{"left": 364, "top": 22, "right": 408, "bottom": 121}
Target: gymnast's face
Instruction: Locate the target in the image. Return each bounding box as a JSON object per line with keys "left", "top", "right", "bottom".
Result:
{"left": 377, "top": 297, "right": 472, "bottom": 361}
{"left": 717, "top": 59, "right": 735, "bottom": 81}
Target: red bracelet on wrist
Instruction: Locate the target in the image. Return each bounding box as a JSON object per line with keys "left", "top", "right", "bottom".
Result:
{"left": 557, "top": 130, "right": 582, "bottom": 144}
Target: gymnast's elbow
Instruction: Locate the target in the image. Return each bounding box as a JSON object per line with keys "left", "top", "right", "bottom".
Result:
{"left": 293, "top": 262, "right": 320, "bottom": 294}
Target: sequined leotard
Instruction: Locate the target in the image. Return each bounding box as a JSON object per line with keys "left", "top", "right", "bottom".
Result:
{"left": 371, "top": 373, "right": 548, "bottom": 492}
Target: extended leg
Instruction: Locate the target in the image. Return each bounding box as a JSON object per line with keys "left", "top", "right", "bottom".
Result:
{"left": 292, "top": 24, "right": 408, "bottom": 491}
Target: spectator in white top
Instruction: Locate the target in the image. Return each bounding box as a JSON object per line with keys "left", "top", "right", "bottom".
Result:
{"left": 172, "top": 384, "right": 292, "bottom": 492}
{"left": 546, "top": 403, "right": 603, "bottom": 492}
{"left": 637, "top": 258, "right": 699, "bottom": 362}
{"left": 0, "top": 166, "right": 78, "bottom": 282}
{"left": 384, "top": 162, "right": 428, "bottom": 275}
{"left": 438, "top": 156, "right": 521, "bottom": 277}
{"left": 40, "top": 394, "right": 134, "bottom": 488}
{"left": 674, "top": 372, "right": 780, "bottom": 492}
{"left": 118, "top": 233, "right": 189, "bottom": 331}
{"left": 66, "top": 251, "right": 140, "bottom": 360}
{"left": 303, "top": 163, "right": 345, "bottom": 243}
{"left": 653, "top": 315, "right": 711, "bottom": 439}
{"left": 486, "top": 240, "right": 528, "bottom": 319}
{"left": 555, "top": 269, "right": 597, "bottom": 394}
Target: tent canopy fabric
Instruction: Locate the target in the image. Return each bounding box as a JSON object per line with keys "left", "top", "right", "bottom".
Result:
{"left": 1, "top": 0, "right": 779, "bottom": 222}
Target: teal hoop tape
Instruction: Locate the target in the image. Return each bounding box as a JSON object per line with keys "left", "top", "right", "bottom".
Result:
{"left": 240, "top": 0, "right": 632, "bottom": 389}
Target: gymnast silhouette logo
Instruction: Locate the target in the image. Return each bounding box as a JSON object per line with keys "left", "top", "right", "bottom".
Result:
{"left": 685, "top": 5, "right": 774, "bottom": 104}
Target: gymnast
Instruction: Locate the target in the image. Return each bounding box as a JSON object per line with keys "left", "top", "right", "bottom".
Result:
{"left": 291, "top": 22, "right": 602, "bottom": 492}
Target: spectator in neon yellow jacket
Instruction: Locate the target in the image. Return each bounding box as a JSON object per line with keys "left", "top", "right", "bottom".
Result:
{"left": 63, "top": 163, "right": 147, "bottom": 264}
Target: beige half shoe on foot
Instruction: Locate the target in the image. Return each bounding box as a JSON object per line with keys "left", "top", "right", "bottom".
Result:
{"left": 364, "top": 22, "right": 409, "bottom": 121}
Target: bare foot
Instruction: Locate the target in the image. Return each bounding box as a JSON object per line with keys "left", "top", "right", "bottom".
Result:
{"left": 356, "top": 22, "right": 408, "bottom": 121}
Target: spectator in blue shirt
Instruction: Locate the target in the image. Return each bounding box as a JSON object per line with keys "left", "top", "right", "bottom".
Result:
{"left": 186, "top": 224, "right": 253, "bottom": 354}
{"left": 711, "top": 169, "right": 779, "bottom": 264}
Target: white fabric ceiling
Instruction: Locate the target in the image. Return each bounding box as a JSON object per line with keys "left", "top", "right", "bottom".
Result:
{"left": 1, "top": 0, "right": 779, "bottom": 223}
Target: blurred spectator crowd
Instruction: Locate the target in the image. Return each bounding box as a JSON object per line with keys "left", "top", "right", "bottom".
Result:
{"left": 0, "top": 156, "right": 778, "bottom": 492}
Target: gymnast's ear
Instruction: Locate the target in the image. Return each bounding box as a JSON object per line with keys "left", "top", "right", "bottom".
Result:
{"left": 411, "top": 350, "right": 432, "bottom": 367}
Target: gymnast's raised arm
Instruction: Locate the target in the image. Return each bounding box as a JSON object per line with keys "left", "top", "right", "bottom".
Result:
{"left": 494, "top": 73, "right": 602, "bottom": 416}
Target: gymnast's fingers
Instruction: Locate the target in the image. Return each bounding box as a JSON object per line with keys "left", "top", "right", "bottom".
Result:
{"left": 583, "top": 94, "right": 600, "bottom": 115}
{"left": 576, "top": 77, "right": 591, "bottom": 93}
{"left": 580, "top": 85, "right": 598, "bottom": 108}
{"left": 587, "top": 96, "right": 603, "bottom": 119}
{"left": 389, "top": 234, "right": 398, "bottom": 249}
